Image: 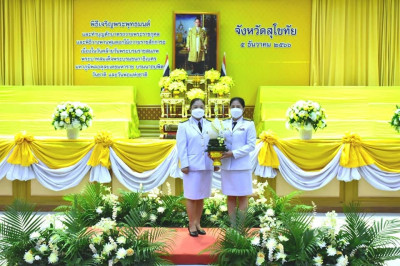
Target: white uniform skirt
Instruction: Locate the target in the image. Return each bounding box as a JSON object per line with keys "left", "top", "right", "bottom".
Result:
{"left": 183, "top": 170, "right": 213, "bottom": 200}
{"left": 221, "top": 169, "right": 253, "bottom": 196}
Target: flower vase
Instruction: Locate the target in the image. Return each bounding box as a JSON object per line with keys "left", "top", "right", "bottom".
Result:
{"left": 173, "top": 90, "right": 180, "bottom": 98}
{"left": 67, "top": 128, "right": 80, "bottom": 139}
{"left": 299, "top": 128, "right": 313, "bottom": 140}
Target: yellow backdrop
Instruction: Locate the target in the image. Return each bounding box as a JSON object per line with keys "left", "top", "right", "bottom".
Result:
{"left": 73, "top": 0, "right": 312, "bottom": 105}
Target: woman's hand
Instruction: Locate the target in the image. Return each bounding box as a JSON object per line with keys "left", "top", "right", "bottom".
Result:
{"left": 221, "top": 151, "right": 233, "bottom": 159}
{"left": 181, "top": 167, "right": 189, "bottom": 174}
{"left": 214, "top": 166, "right": 220, "bottom": 171}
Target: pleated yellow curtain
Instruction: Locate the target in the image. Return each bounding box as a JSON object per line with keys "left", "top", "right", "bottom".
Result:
{"left": 0, "top": 0, "right": 73, "bottom": 85}
{"left": 310, "top": 0, "right": 400, "bottom": 86}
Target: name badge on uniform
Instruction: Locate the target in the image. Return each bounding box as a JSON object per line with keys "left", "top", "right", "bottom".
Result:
{"left": 238, "top": 127, "right": 245, "bottom": 131}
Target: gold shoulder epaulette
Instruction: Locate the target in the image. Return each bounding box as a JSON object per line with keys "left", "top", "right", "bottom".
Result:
{"left": 244, "top": 118, "right": 252, "bottom": 121}
{"left": 179, "top": 119, "right": 189, "bottom": 123}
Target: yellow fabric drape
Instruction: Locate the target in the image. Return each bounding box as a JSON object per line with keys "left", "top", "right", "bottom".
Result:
{"left": 311, "top": 0, "right": 400, "bottom": 86}
{"left": 0, "top": 0, "right": 73, "bottom": 85}
{"left": 276, "top": 139, "right": 342, "bottom": 171}
{"left": 258, "top": 131, "right": 280, "bottom": 168}
{"left": 340, "top": 133, "right": 374, "bottom": 168}
{"left": 31, "top": 140, "right": 94, "bottom": 169}
{"left": 0, "top": 139, "right": 14, "bottom": 162}
{"left": 362, "top": 140, "right": 400, "bottom": 172}
{"left": 112, "top": 139, "right": 176, "bottom": 173}
{"left": 88, "top": 131, "right": 114, "bottom": 168}
{"left": 7, "top": 132, "right": 37, "bottom": 166}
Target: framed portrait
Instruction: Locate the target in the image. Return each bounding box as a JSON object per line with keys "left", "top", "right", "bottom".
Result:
{"left": 173, "top": 12, "right": 219, "bottom": 76}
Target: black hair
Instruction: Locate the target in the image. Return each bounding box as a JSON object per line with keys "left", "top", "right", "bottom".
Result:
{"left": 194, "top": 17, "right": 201, "bottom": 22}
{"left": 230, "top": 97, "right": 245, "bottom": 108}
{"left": 190, "top": 98, "right": 205, "bottom": 108}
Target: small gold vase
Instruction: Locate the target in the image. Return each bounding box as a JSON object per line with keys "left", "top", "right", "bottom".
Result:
{"left": 209, "top": 151, "right": 224, "bottom": 166}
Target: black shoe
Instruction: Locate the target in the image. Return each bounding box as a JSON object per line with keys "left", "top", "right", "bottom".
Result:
{"left": 197, "top": 228, "right": 206, "bottom": 235}
{"left": 188, "top": 227, "right": 198, "bottom": 237}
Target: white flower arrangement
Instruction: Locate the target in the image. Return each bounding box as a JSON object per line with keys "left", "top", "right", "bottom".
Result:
{"left": 52, "top": 102, "right": 93, "bottom": 131}
{"left": 169, "top": 68, "right": 188, "bottom": 82}
{"left": 205, "top": 69, "right": 221, "bottom": 82}
{"left": 389, "top": 105, "right": 400, "bottom": 132}
{"left": 286, "top": 100, "right": 327, "bottom": 131}
{"left": 186, "top": 88, "right": 205, "bottom": 101}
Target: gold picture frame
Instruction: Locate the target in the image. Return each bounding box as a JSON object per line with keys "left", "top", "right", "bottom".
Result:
{"left": 173, "top": 12, "right": 219, "bottom": 76}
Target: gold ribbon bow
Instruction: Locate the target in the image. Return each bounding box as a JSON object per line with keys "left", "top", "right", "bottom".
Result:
{"left": 258, "top": 130, "right": 280, "bottom": 168}
{"left": 340, "top": 132, "right": 373, "bottom": 168}
{"left": 7, "top": 131, "right": 38, "bottom": 166}
{"left": 88, "top": 131, "right": 114, "bottom": 168}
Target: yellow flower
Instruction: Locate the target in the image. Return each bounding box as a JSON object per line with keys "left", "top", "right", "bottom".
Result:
{"left": 126, "top": 248, "right": 134, "bottom": 256}
{"left": 65, "top": 117, "right": 70, "bottom": 124}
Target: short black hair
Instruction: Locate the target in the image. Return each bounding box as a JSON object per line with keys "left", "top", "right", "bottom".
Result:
{"left": 230, "top": 97, "right": 245, "bottom": 108}
{"left": 194, "top": 17, "right": 201, "bottom": 22}
{"left": 190, "top": 98, "right": 205, "bottom": 108}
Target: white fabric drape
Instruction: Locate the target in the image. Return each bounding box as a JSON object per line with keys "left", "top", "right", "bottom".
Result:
{"left": 0, "top": 141, "right": 399, "bottom": 191}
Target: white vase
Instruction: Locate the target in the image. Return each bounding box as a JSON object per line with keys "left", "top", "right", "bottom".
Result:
{"left": 299, "top": 128, "right": 313, "bottom": 140}
{"left": 66, "top": 128, "right": 80, "bottom": 139}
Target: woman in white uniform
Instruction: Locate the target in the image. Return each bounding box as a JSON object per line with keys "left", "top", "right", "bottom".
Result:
{"left": 176, "top": 98, "right": 217, "bottom": 237}
{"left": 220, "top": 97, "right": 257, "bottom": 219}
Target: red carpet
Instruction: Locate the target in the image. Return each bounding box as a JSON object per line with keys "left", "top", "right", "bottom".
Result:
{"left": 165, "top": 228, "right": 219, "bottom": 265}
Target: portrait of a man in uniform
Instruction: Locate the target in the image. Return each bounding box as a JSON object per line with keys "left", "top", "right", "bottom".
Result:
{"left": 174, "top": 13, "right": 218, "bottom": 75}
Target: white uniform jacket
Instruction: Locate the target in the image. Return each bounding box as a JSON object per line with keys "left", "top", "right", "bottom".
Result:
{"left": 176, "top": 117, "right": 214, "bottom": 171}
{"left": 221, "top": 117, "right": 257, "bottom": 171}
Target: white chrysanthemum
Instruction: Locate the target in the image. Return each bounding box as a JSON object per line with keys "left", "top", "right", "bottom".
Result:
{"left": 204, "top": 209, "right": 211, "bottom": 215}
{"left": 317, "top": 240, "right": 326, "bottom": 248}
{"left": 327, "top": 245, "right": 337, "bottom": 256}
{"left": 313, "top": 255, "right": 323, "bottom": 266}
{"left": 30, "top": 231, "right": 41, "bottom": 240}
{"left": 266, "top": 238, "right": 277, "bottom": 249}
{"left": 336, "top": 255, "right": 349, "bottom": 266}
{"left": 210, "top": 215, "right": 218, "bottom": 222}
{"left": 275, "top": 252, "right": 287, "bottom": 262}
{"left": 38, "top": 244, "right": 49, "bottom": 253}
{"left": 116, "top": 248, "right": 127, "bottom": 259}
{"left": 266, "top": 208, "right": 275, "bottom": 217}
{"left": 251, "top": 236, "right": 260, "bottom": 246}
{"left": 102, "top": 243, "right": 115, "bottom": 256}
{"left": 256, "top": 251, "right": 265, "bottom": 266}
{"left": 310, "top": 112, "right": 317, "bottom": 121}
{"left": 219, "top": 205, "right": 228, "bottom": 212}
{"left": 60, "top": 111, "right": 68, "bottom": 119}
{"left": 96, "top": 207, "right": 103, "bottom": 214}
{"left": 278, "top": 235, "right": 288, "bottom": 242}
{"left": 93, "top": 253, "right": 101, "bottom": 262}
{"left": 34, "top": 255, "right": 41, "bottom": 260}
{"left": 49, "top": 234, "right": 60, "bottom": 244}
{"left": 149, "top": 214, "right": 157, "bottom": 222}
{"left": 48, "top": 252, "right": 59, "bottom": 264}
{"left": 24, "top": 251, "right": 34, "bottom": 264}
{"left": 75, "top": 109, "right": 83, "bottom": 117}
{"left": 157, "top": 207, "right": 165, "bottom": 213}
{"left": 116, "top": 236, "right": 126, "bottom": 244}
